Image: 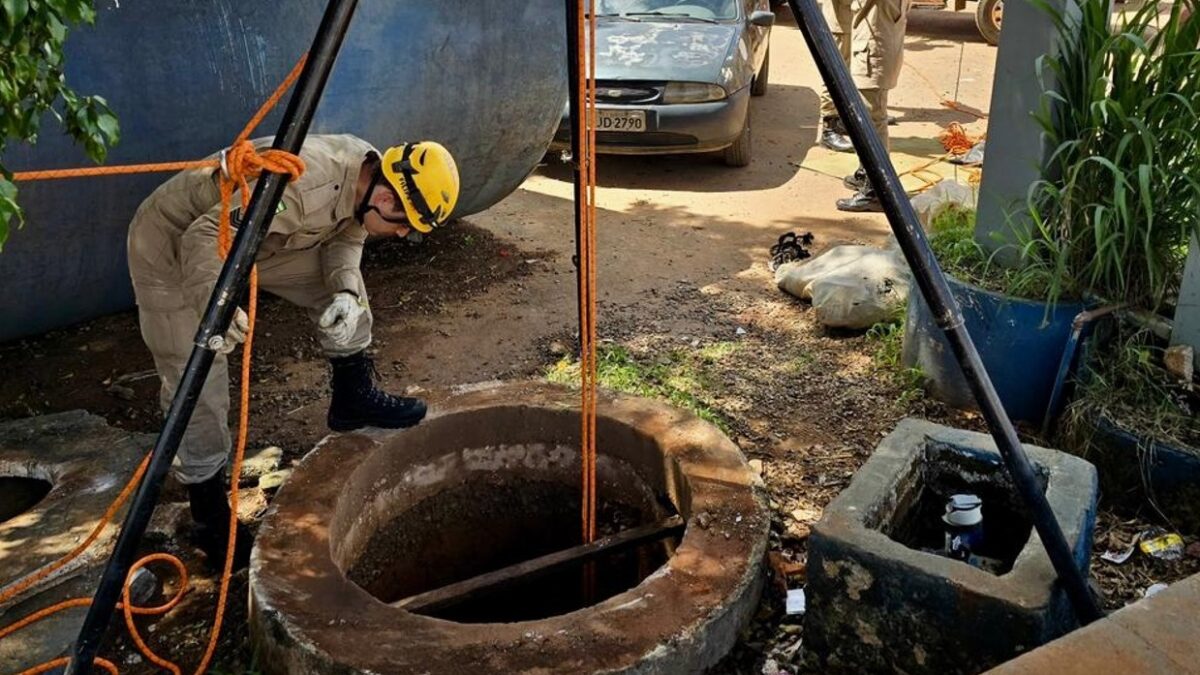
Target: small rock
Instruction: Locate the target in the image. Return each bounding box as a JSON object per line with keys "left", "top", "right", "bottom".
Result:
{"left": 548, "top": 340, "right": 570, "bottom": 357}
{"left": 1164, "top": 345, "right": 1194, "bottom": 388}
{"left": 790, "top": 506, "right": 822, "bottom": 523}
{"left": 749, "top": 459, "right": 764, "bottom": 476}
{"left": 761, "top": 658, "right": 782, "bottom": 675}
{"left": 240, "top": 446, "right": 283, "bottom": 479}
{"left": 106, "top": 384, "right": 135, "bottom": 401}
{"left": 405, "top": 384, "right": 427, "bottom": 395}
{"left": 696, "top": 512, "right": 713, "bottom": 529}
{"left": 258, "top": 468, "right": 293, "bottom": 491}
{"left": 736, "top": 327, "right": 748, "bottom": 336}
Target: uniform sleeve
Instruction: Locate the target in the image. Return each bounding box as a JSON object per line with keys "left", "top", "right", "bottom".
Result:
{"left": 178, "top": 183, "right": 304, "bottom": 313}
{"left": 320, "top": 222, "right": 368, "bottom": 296}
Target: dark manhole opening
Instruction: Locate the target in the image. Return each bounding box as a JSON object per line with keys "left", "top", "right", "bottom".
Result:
{"left": 347, "top": 477, "right": 680, "bottom": 623}
{"left": 1, "top": 476, "right": 52, "bottom": 524}
{"left": 878, "top": 441, "right": 1043, "bottom": 575}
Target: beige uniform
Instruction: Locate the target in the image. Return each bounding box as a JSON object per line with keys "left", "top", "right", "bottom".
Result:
{"left": 127, "top": 134, "right": 377, "bottom": 484}
{"left": 819, "top": 0, "right": 910, "bottom": 149}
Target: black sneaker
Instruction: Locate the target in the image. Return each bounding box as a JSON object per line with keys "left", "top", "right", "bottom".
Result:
{"left": 186, "top": 473, "right": 253, "bottom": 571}
{"left": 327, "top": 351, "right": 427, "bottom": 432}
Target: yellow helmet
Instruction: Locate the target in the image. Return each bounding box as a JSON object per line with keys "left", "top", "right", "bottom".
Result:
{"left": 380, "top": 141, "right": 460, "bottom": 233}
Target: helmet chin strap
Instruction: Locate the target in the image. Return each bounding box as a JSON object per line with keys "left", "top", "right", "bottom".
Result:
{"left": 356, "top": 165, "right": 408, "bottom": 225}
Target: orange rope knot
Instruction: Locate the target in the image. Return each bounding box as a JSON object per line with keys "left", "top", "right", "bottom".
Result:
{"left": 216, "top": 141, "right": 306, "bottom": 259}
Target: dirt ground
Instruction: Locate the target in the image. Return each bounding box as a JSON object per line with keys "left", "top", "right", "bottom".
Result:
{"left": 1, "top": 6, "right": 1197, "bottom": 673}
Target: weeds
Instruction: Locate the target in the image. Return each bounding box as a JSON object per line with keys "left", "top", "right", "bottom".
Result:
{"left": 866, "top": 319, "right": 926, "bottom": 406}
{"left": 545, "top": 344, "right": 731, "bottom": 431}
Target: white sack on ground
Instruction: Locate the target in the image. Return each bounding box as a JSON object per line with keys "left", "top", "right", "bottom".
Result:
{"left": 775, "top": 245, "right": 911, "bottom": 329}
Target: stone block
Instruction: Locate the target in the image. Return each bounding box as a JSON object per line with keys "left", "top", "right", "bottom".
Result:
{"left": 804, "top": 419, "right": 1098, "bottom": 673}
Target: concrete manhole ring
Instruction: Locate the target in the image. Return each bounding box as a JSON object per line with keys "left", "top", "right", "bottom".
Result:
{"left": 249, "top": 382, "right": 768, "bottom": 674}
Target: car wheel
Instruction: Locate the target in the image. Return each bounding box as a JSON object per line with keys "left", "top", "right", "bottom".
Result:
{"left": 751, "top": 48, "right": 769, "bottom": 97}
{"left": 723, "top": 108, "right": 752, "bottom": 168}
{"left": 975, "top": 0, "right": 1002, "bottom": 46}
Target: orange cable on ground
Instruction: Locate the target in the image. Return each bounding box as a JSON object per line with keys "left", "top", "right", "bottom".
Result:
{"left": 0, "top": 53, "right": 308, "bottom": 675}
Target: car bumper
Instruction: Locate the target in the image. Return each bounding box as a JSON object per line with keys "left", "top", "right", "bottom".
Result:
{"left": 550, "top": 87, "right": 750, "bottom": 156}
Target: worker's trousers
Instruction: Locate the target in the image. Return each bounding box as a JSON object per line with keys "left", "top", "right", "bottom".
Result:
{"left": 129, "top": 244, "right": 372, "bottom": 485}
{"left": 818, "top": 0, "right": 898, "bottom": 150}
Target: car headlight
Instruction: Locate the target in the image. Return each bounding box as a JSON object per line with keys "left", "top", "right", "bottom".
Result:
{"left": 662, "top": 82, "right": 727, "bottom": 104}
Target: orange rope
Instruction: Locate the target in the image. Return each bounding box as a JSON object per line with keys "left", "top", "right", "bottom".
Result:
{"left": 940, "top": 121, "right": 983, "bottom": 156}
{"left": 573, "top": 0, "right": 600, "bottom": 545}
{"left": 0, "top": 53, "right": 307, "bottom": 674}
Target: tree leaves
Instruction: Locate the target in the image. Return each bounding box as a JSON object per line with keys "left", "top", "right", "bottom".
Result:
{"left": 0, "top": 0, "right": 116, "bottom": 250}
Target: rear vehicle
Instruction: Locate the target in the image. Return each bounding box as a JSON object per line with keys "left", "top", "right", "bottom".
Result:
{"left": 552, "top": 0, "right": 775, "bottom": 167}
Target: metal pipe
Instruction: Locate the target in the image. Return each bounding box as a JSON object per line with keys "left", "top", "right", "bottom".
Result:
{"left": 784, "top": 0, "right": 1103, "bottom": 624}
{"left": 564, "top": 0, "right": 586, "bottom": 330}
{"left": 64, "top": 1, "right": 361, "bottom": 670}
{"left": 1042, "top": 305, "right": 1124, "bottom": 436}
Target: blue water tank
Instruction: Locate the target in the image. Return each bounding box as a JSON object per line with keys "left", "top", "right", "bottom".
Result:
{"left": 0, "top": 0, "right": 566, "bottom": 342}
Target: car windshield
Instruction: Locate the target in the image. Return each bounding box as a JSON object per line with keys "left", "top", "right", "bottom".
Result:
{"left": 596, "top": 0, "right": 740, "bottom": 21}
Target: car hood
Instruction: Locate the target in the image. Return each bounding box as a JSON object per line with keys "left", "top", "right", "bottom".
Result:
{"left": 594, "top": 19, "right": 740, "bottom": 84}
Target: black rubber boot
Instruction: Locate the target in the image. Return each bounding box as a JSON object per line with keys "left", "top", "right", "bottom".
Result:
{"left": 836, "top": 184, "right": 884, "bottom": 213}
{"left": 820, "top": 117, "right": 855, "bottom": 153}
{"left": 186, "top": 473, "right": 252, "bottom": 571}
{"left": 327, "top": 351, "right": 427, "bottom": 432}
{"left": 843, "top": 166, "right": 869, "bottom": 192}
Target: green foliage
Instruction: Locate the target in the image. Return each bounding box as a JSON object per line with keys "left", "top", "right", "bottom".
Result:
{"left": 545, "top": 344, "right": 731, "bottom": 431}
{"left": 1021, "top": 0, "right": 1200, "bottom": 310}
{"left": 927, "top": 206, "right": 1057, "bottom": 299}
{"left": 1066, "top": 326, "right": 1199, "bottom": 450}
{"left": 0, "top": 0, "right": 119, "bottom": 250}
{"left": 865, "top": 319, "right": 925, "bottom": 406}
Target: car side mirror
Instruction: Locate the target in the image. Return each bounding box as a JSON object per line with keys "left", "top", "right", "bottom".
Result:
{"left": 749, "top": 10, "right": 775, "bottom": 27}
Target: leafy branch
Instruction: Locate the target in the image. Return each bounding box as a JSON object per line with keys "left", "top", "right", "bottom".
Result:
{"left": 1, "top": 0, "right": 119, "bottom": 250}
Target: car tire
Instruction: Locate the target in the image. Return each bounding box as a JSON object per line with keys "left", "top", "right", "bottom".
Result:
{"left": 723, "top": 109, "right": 752, "bottom": 168}
{"left": 751, "top": 48, "right": 769, "bottom": 97}
{"left": 975, "top": 0, "right": 1002, "bottom": 46}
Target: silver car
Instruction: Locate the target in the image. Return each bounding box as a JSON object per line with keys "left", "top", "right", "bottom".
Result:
{"left": 553, "top": 0, "right": 774, "bottom": 167}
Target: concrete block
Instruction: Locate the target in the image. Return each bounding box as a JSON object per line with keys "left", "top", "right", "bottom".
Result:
{"left": 804, "top": 419, "right": 1098, "bottom": 673}
{"left": 0, "top": 412, "right": 152, "bottom": 671}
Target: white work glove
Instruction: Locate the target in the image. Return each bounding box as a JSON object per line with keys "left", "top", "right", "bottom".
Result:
{"left": 218, "top": 308, "right": 250, "bottom": 355}
{"left": 318, "top": 291, "right": 367, "bottom": 347}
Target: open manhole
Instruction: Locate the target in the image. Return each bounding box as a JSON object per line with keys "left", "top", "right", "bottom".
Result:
{"left": 0, "top": 476, "right": 52, "bottom": 524}
{"left": 344, "top": 474, "right": 681, "bottom": 623}
{"left": 876, "top": 440, "right": 1041, "bottom": 575}
{"left": 250, "top": 383, "right": 768, "bottom": 674}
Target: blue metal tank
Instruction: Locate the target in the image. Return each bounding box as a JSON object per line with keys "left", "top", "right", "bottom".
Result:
{"left": 0, "top": 0, "right": 566, "bottom": 342}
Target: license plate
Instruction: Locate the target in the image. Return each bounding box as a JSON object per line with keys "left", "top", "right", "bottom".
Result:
{"left": 597, "top": 109, "right": 647, "bottom": 133}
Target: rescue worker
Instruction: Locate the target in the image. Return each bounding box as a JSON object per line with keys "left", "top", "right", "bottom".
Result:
{"left": 818, "top": 0, "right": 910, "bottom": 213}
{"left": 127, "top": 134, "right": 460, "bottom": 568}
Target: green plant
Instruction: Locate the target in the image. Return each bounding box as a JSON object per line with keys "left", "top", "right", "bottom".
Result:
{"left": 1022, "top": 0, "right": 1200, "bottom": 310}
{"left": 1068, "top": 327, "right": 1199, "bottom": 449}
{"left": 866, "top": 319, "right": 925, "bottom": 405}
{"left": 545, "top": 344, "right": 730, "bottom": 431}
{"left": 1, "top": 0, "right": 119, "bottom": 250}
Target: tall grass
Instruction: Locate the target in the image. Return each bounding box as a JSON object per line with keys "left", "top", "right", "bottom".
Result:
{"left": 1021, "top": 0, "right": 1200, "bottom": 310}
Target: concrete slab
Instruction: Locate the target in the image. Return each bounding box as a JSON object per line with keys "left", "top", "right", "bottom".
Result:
{"left": 804, "top": 418, "right": 1099, "bottom": 673}
{"left": 0, "top": 411, "right": 151, "bottom": 671}
{"left": 989, "top": 573, "right": 1200, "bottom": 674}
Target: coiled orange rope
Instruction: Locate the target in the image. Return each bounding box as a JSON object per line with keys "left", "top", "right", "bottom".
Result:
{"left": 1, "top": 53, "right": 308, "bottom": 674}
